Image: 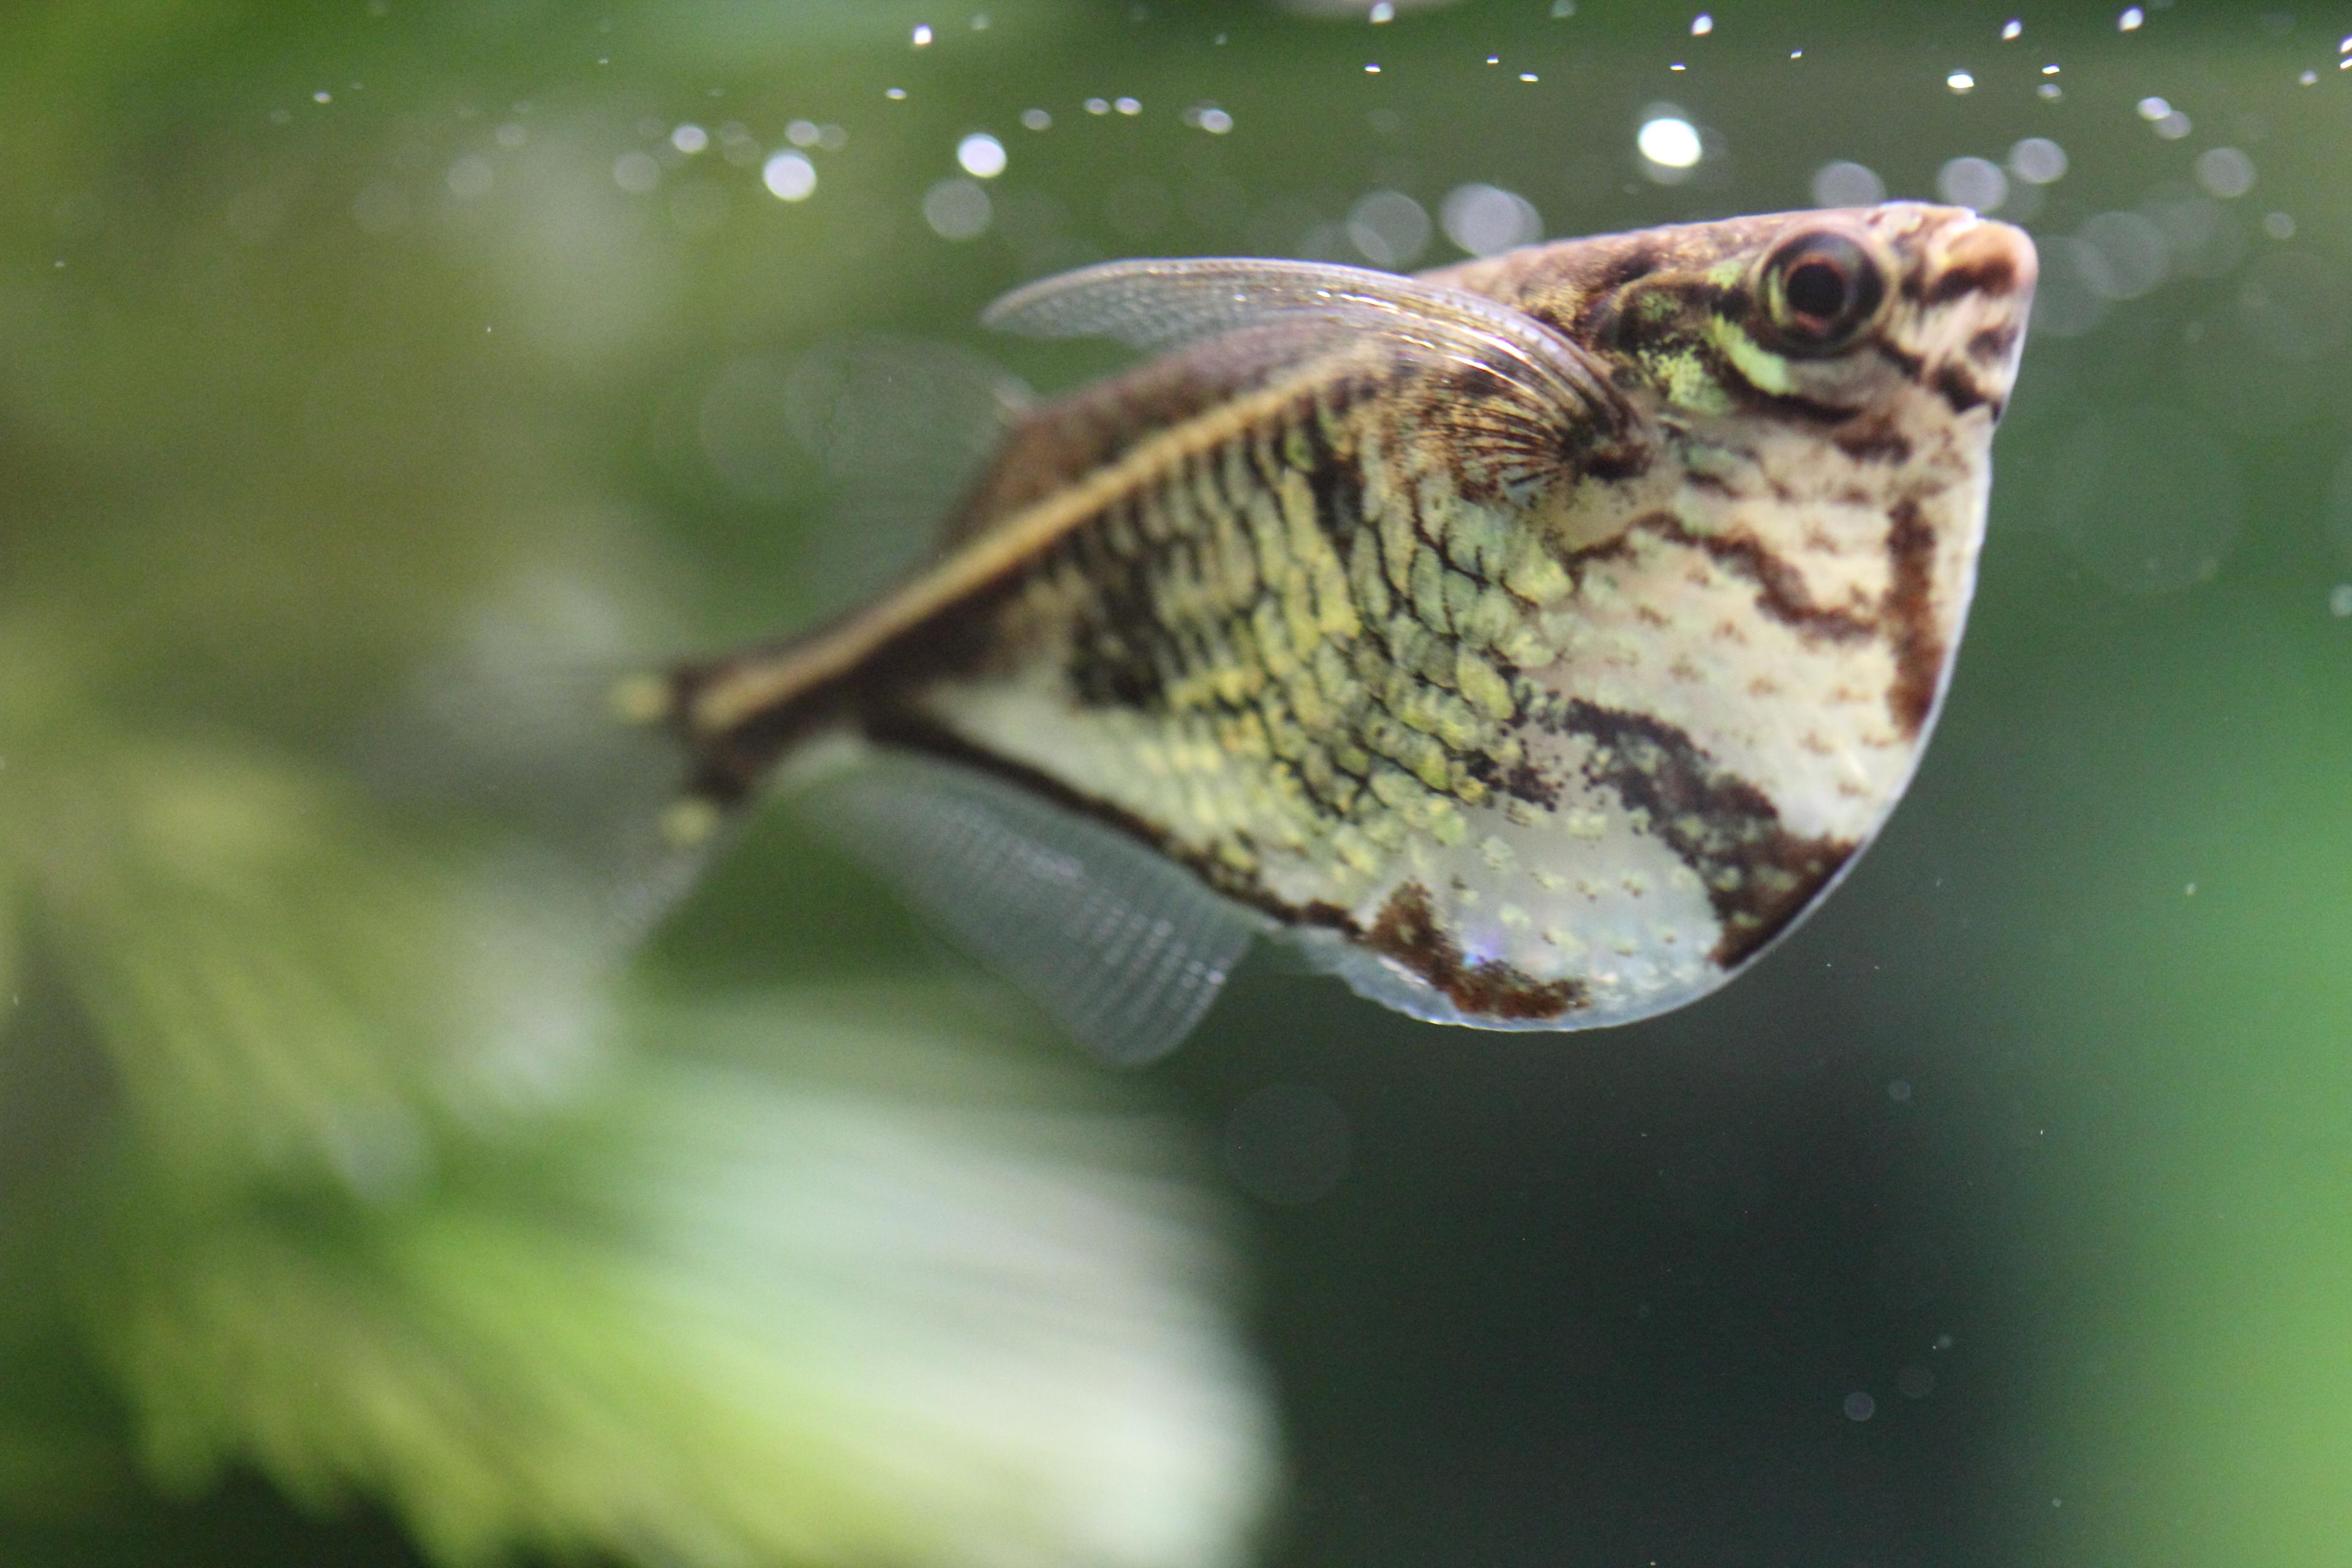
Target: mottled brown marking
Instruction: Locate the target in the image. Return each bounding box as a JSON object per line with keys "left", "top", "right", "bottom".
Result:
{"left": 1968, "top": 323, "right": 2020, "bottom": 363}
{"left": 1833, "top": 418, "right": 1913, "bottom": 464}
{"left": 1363, "top": 883, "right": 1590, "bottom": 1020}
{"left": 1623, "top": 511, "right": 1877, "bottom": 644}
{"left": 1873, "top": 340, "right": 1926, "bottom": 380}
{"left": 1540, "top": 698, "right": 1857, "bottom": 966}
{"left": 1931, "top": 364, "right": 1989, "bottom": 417}
{"left": 1923, "top": 252, "right": 2019, "bottom": 306}
{"left": 1882, "top": 499, "right": 1943, "bottom": 738}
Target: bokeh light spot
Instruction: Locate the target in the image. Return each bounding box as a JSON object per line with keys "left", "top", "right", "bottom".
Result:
{"left": 922, "top": 176, "right": 992, "bottom": 240}
{"left": 762, "top": 151, "right": 816, "bottom": 202}
{"left": 956, "top": 132, "right": 1006, "bottom": 178}
{"left": 1811, "top": 160, "right": 1885, "bottom": 208}
{"left": 1937, "top": 156, "right": 2008, "bottom": 212}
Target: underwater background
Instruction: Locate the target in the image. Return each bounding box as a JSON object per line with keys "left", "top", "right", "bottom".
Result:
{"left": 2, "top": 1, "right": 2348, "bottom": 1564}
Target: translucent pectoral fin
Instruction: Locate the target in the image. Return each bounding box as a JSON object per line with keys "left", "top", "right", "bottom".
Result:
{"left": 983, "top": 256, "right": 1622, "bottom": 431}
{"left": 804, "top": 753, "right": 1262, "bottom": 1067}
{"left": 985, "top": 256, "right": 1626, "bottom": 502}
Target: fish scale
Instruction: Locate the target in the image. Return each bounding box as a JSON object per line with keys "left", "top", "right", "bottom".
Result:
{"left": 643, "top": 205, "right": 2037, "bottom": 1039}
{"left": 941, "top": 374, "right": 1543, "bottom": 913}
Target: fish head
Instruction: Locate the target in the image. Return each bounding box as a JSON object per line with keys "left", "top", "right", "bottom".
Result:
{"left": 1312, "top": 206, "right": 2042, "bottom": 1028}
{"left": 1579, "top": 203, "right": 2036, "bottom": 431}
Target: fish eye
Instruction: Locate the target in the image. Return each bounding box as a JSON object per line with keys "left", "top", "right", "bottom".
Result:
{"left": 1758, "top": 230, "right": 1886, "bottom": 355}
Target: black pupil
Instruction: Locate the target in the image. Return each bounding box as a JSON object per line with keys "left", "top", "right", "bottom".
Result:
{"left": 1785, "top": 256, "right": 1852, "bottom": 322}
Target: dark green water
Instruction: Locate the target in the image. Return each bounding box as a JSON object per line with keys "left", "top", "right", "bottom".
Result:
{"left": 3, "top": 3, "right": 2347, "bottom": 1565}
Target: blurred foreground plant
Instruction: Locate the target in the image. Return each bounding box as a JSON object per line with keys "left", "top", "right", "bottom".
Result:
{"left": 0, "top": 4, "right": 1276, "bottom": 1563}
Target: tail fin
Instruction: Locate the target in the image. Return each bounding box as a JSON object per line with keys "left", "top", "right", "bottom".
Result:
{"left": 612, "top": 630, "right": 860, "bottom": 841}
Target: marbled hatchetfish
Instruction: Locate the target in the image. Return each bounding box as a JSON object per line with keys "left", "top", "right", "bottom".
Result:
{"left": 623, "top": 205, "right": 2037, "bottom": 1060}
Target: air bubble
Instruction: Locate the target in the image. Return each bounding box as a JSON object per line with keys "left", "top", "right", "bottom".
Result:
{"left": 922, "top": 176, "right": 992, "bottom": 239}
{"left": 2194, "top": 147, "right": 2255, "bottom": 199}
{"left": 1947, "top": 70, "right": 1975, "bottom": 93}
{"left": 2142, "top": 187, "right": 2246, "bottom": 279}
{"left": 2008, "top": 137, "right": 2067, "bottom": 184}
{"left": 2081, "top": 211, "right": 2168, "bottom": 299}
{"left": 956, "top": 132, "right": 1006, "bottom": 178}
{"left": 1811, "top": 160, "right": 1886, "bottom": 208}
{"left": 1346, "top": 189, "right": 1431, "bottom": 268}
{"left": 761, "top": 151, "right": 816, "bottom": 202}
{"left": 2031, "top": 236, "right": 2113, "bottom": 337}
{"left": 612, "top": 150, "right": 661, "bottom": 195}
{"left": 1937, "top": 156, "right": 2008, "bottom": 212}
{"left": 1637, "top": 111, "right": 1702, "bottom": 176}
{"left": 1844, "top": 1392, "right": 1877, "bottom": 1422}
{"left": 1439, "top": 183, "right": 1541, "bottom": 257}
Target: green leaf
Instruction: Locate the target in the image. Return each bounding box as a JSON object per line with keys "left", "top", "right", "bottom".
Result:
{"left": 93, "top": 1003, "right": 1276, "bottom": 1568}
{"left": 21, "top": 724, "right": 614, "bottom": 1197}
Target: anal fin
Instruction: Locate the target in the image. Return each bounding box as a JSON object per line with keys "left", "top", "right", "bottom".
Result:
{"left": 804, "top": 753, "right": 1263, "bottom": 1066}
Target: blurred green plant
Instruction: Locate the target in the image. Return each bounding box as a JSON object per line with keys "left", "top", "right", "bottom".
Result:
{"left": 0, "top": 4, "right": 1275, "bottom": 1565}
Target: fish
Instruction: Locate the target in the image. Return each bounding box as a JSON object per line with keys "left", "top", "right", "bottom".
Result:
{"left": 623, "top": 203, "right": 2036, "bottom": 1060}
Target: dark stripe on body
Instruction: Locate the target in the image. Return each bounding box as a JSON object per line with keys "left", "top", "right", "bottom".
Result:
{"left": 1524, "top": 696, "right": 1858, "bottom": 966}
{"left": 1570, "top": 510, "right": 1878, "bottom": 645}
{"left": 1881, "top": 498, "right": 1943, "bottom": 738}
{"left": 1931, "top": 364, "right": 1992, "bottom": 417}
{"left": 1920, "top": 252, "right": 2020, "bottom": 306}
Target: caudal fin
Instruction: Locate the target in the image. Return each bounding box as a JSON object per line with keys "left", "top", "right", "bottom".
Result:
{"left": 611, "top": 630, "right": 861, "bottom": 840}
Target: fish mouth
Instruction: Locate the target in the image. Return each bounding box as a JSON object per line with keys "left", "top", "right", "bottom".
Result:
{"left": 1917, "top": 211, "right": 2039, "bottom": 309}
{"left": 1899, "top": 210, "right": 2037, "bottom": 415}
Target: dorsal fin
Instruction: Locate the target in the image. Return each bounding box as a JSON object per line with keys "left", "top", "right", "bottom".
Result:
{"left": 930, "top": 348, "right": 1278, "bottom": 552}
